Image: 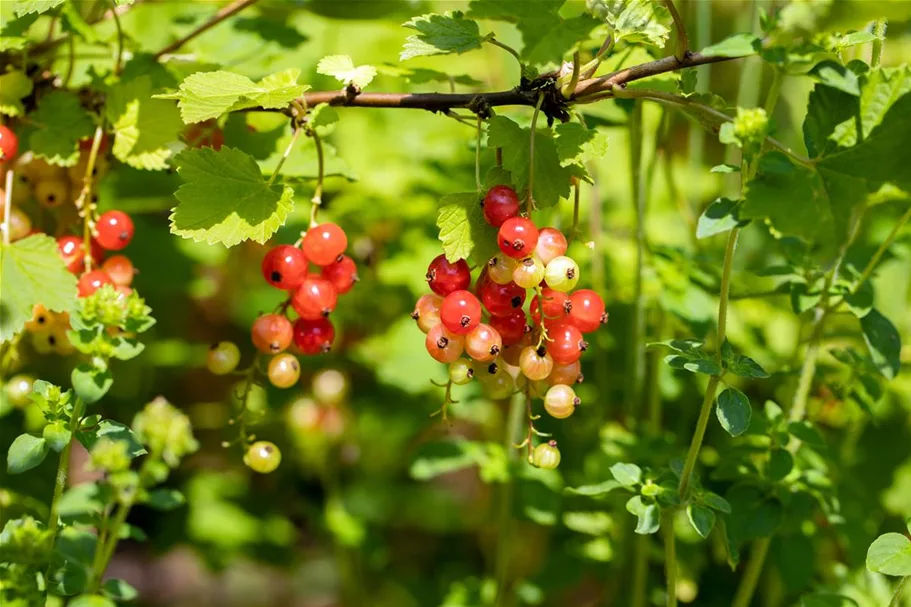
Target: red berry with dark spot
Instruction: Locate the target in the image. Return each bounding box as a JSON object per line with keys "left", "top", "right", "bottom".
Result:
{"left": 251, "top": 313, "right": 294, "bottom": 353}
{"left": 426, "top": 254, "right": 470, "bottom": 296}
{"left": 58, "top": 236, "right": 86, "bottom": 273}
{"left": 478, "top": 278, "right": 526, "bottom": 317}
{"left": 568, "top": 289, "right": 607, "bottom": 333}
{"left": 95, "top": 211, "right": 134, "bottom": 251}
{"left": 321, "top": 254, "right": 358, "bottom": 294}
{"left": 546, "top": 322, "right": 587, "bottom": 365}
{"left": 292, "top": 277, "right": 338, "bottom": 320}
{"left": 497, "top": 217, "right": 538, "bottom": 259}
{"left": 482, "top": 185, "right": 520, "bottom": 227}
{"left": 262, "top": 244, "right": 309, "bottom": 290}
{"left": 78, "top": 270, "right": 114, "bottom": 297}
{"left": 530, "top": 288, "right": 571, "bottom": 324}
{"left": 490, "top": 310, "right": 528, "bottom": 346}
{"left": 440, "top": 290, "right": 482, "bottom": 335}
{"left": 303, "top": 223, "right": 348, "bottom": 266}
{"left": 293, "top": 317, "right": 335, "bottom": 355}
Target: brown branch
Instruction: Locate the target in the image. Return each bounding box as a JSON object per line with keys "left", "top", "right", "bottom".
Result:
{"left": 153, "top": 0, "right": 259, "bottom": 59}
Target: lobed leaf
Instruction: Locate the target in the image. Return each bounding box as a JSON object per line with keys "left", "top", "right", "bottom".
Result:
{"left": 400, "top": 11, "right": 489, "bottom": 61}
{"left": 28, "top": 91, "right": 95, "bottom": 166}
{"left": 317, "top": 55, "right": 377, "bottom": 89}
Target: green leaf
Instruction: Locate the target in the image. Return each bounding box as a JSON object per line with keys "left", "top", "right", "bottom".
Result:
{"left": 721, "top": 342, "right": 770, "bottom": 379}
{"left": 400, "top": 11, "right": 489, "bottom": 61}
{"left": 725, "top": 485, "right": 782, "bottom": 543}
{"left": 563, "top": 511, "right": 613, "bottom": 536}
{"left": 71, "top": 365, "right": 112, "bottom": 405}
{"left": 842, "top": 283, "right": 873, "bottom": 318}
{"left": 170, "top": 147, "right": 295, "bottom": 247}
{"left": 866, "top": 533, "right": 911, "bottom": 576}
{"left": 60, "top": 1, "right": 98, "bottom": 43}
{"left": 309, "top": 102, "right": 339, "bottom": 136}
{"left": 144, "top": 489, "right": 186, "bottom": 510}
{"left": 0, "top": 69, "right": 33, "bottom": 117}
{"left": 554, "top": 122, "right": 609, "bottom": 172}
{"left": 156, "top": 69, "right": 309, "bottom": 124}
{"left": 860, "top": 308, "right": 901, "bottom": 380}
{"left": 68, "top": 595, "right": 116, "bottom": 607}
{"left": 687, "top": 504, "right": 716, "bottom": 539}
{"left": 700, "top": 33, "right": 761, "bottom": 58}
{"left": 803, "top": 83, "right": 858, "bottom": 158}
{"left": 0, "top": 13, "right": 38, "bottom": 51}
{"left": 13, "top": 0, "right": 65, "bottom": 17}
{"left": 57, "top": 483, "right": 109, "bottom": 518}
{"left": 609, "top": 462, "right": 642, "bottom": 487}
{"left": 564, "top": 480, "right": 624, "bottom": 496}
{"left": 831, "top": 65, "right": 911, "bottom": 149}
{"left": 316, "top": 55, "right": 377, "bottom": 89}
{"left": 787, "top": 420, "right": 826, "bottom": 447}
{"left": 436, "top": 191, "right": 498, "bottom": 265}
{"left": 701, "top": 492, "right": 732, "bottom": 513}
{"left": 716, "top": 388, "right": 751, "bottom": 437}
{"left": 488, "top": 116, "right": 574, "bottom": 207}
{"left": 107, "top": 75, "right": 184, "bottom": 170}
{"left": 76, "top": 420, "right": 146, "bottom": 458}
{"left": 710, "top": 163, "right": 740, "bottom": 174}
{"left": 409, "top": 439, "right": 508, "bottom": 483}
{"left": 42, "top": 421, "right": 71, "bottom": 452}
{"left": 810, "top": 61, "right": 861, "bottom": 96}
{"left": 767, "top": 448, "right": 794, "bottom": 481}
{"left": 586, "top": 0, "right": 672, "bottom": 47}
{"left": 697, "top": 198, "right": 741, "bottom": 239}
{"left": 665, "top": 354, "right": 721, "bottom": 375}
{"left": 101, "top": 579, "right": 138, "bottom": 602}
{"left": 800, "top": 595, "right": 860, "bottom": 607}
{"left": 0, "top": 234, "right": 78, "bottom": 343}
{"left": 28, "top": 91, "right": 94, "bottom": 166}
{"left": 517, "top": 14, "right": 600, "bottom": 66}
{"left": 7, "top": 434, "right": 49, "bottom": 473}
{"left": 625, "top": 496, "right": 660, "bottom": 535}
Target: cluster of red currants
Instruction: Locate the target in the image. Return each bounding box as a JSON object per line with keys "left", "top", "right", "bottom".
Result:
{"left": 207, "top": 223, "right": 357, "bottom": 389}
{"left": 413, "top": 185, "right": 607, "bottom": 468}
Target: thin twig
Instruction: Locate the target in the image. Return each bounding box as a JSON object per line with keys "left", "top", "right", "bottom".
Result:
{"left": 665, "top": 0, "right": 689, "bottom": 62}
{"left": 487, "top": 38, "right": 523, "bottom": 69}
{"left": 526, "top": 92, "right": 545, "bottom": 214}
{"left": 475, "top": 114, "right": 483, "bottom": 192}
{"left": 308, "top": 129, "right": 325, "bottom": 228}
{"left": 76, "top": 126, "right": 106, "bottom": 270}
{"left": 109, "top": 0, "right": 124, "bottom": 75}
{"left": 153, "top": 0, "right": 259, "bottom": 59}
{"left": 268, "top": 126, "right": 303, "bottom": 187}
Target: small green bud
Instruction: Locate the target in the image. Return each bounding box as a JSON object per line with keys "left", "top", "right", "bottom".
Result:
{"left": 89, "top": 437, "right": 131, "bottom": 473}
{"left": 132, "top": 397, "right": 199, "bottom": 467}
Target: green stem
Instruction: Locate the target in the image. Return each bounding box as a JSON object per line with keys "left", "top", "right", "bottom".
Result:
{"left": 889, "top": 576, "right": 908, "bottom": 607}
{"left": 89, "top": 502, "right": 130, "bottom": 591}
{"left": 236, "top": 353, "right": 262, "bottom": 448}
{"left": 627, "top": 100, "right": 646, "bottom": 419}
{"left": 108, "top": 0, "right": 124, "bottom": 75}
{"left": 731, "top": 536, "right": 771, "bottom": 607}
{"left": 268, "top": 125, "right": 303, "bottom": 187}
{"left": 476, "top": 114, "right": 483, "bottom": 191}
{"left": 664, "top": 512, "right": 678, "bottom": 607}
{"left": 47, "top": 398, "right": 86, "bottom": 544}
{"left": 763, "top": 70, "right": 783, "bottom": 117}
{"left": 2, "top": 169, "right": 13, "bottom": 246}
{"left": 665, "top": 0, "right": 688, "bottom": 62}
{"left": 77, "top": 125, "right": 107, "bottom": 271}
{"left": 487, "top": 38, "right": 523, "bottom": 69}
{"left": 871, "top": 20, "right": 887, "bottom": 68}
{"left": 495, "top": 396, "right": 526, "bottom": 606}
{"left": 561, "top": 51, "right": 581, "bottom": 98}
{"left": 631, "top": 533, "right": 649, "bottom": 607}
{"left": 853, "top": 204, "right": 911, "bottom": 292}
{"left": 308, "top": 129, "right": 325, "bottom": 227}
{"left": 526, "top": 93, "right": 545, "bottom": 214}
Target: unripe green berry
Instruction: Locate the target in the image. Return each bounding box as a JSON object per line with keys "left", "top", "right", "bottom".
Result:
{"left": 533, "top": 440, "right": 561, "bottom": 469}
{"left": 544, "top": 256, "right": 579, "bottom": 292}
{"left": 245, "top": 440, "right": 281, "bottom": 473}
{"left": 207, "top": 341, "right": 241, "bottom": 375}
{"left": 449, "top": 358, "right": 474, "bottom": 385}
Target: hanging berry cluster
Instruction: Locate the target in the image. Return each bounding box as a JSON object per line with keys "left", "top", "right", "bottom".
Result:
{"left": 413, "top": 184, "right": 607, "bottom": 469}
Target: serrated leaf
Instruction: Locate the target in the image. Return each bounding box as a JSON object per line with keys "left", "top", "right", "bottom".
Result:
{"left": 701, "top": 33, "right": 761, "bottom": 58}
{"left": 866, "top": 533, "right": 911, "bottom": 576}
{"left": 170, "top": 147, "right": 295, "bottom": 247}
{"left": 697, "top": 197, "right": 741, "bottom": 239}
{"left": 810, "top": 61, "right": 860, "bottom": 96}
{"left": 721, "top": 343, "right": 770, "bottom": 379}
{"left": 436, "top": 192, "right": 498, "bottom": 265}
{"left": 71, "top": 365, "right": 113, "bottom": 405}
{"left": 7, "top": 434, "right": 49, "bottom": 473}
{"left": 710, "top": 163, "right": 740, "bottom": 173}
{"left": 107, "top": 75, "right": 183, "bottom": 170}
{"left": 28, "top": 91, "right": 94, "bottom": 166}
{"left": 837, "top": 31, "right": 880, "bottom": 48}
{"left": 157, "top": 69, "right": 309, "bottom": 124}
{"left": 687, "top": 504, "right": 715, "bottom": 539}
{"left": 860, "top": 308, "right": 901, "bottom": 380}
{"left": 0, "top": 234, "right": 78, "bottom": 342}
{"left": 609, "top": 462, "right": 642, "bottom": 487}
{"left": 400, "top": 11, "right": 488, "bottom": 61}
{"left": 831, "top": 66, "right": 911, "bottom": 149}
{"left": 586, "top": 0, "right": 671, "bottom": 47}
{"left": 487, "top": 116, "right": 573, "bottom": 207}
{"left": 0, "top": 69, "right": 33, "bottom": 117}
{"left": 554, "top": 122, "right": 609, "bottom": 170}
{"left": 664, "top": 354, "right": 721, "bottom": 375}
{"left": 803, "top": 83, "right": 858, "bottom": 158}
{"left": 565, "top": 480, "right": 624, "bottom": 496}
{"left": 716, "top": 388, "right": 751, "bottom": 436}
{"left": 519, "top": 14, "right": 600, "bottom": 66}
{"left": 316, "top": 55, "right": 377, "bottom": 89}
{"left": 13, "top": 0, "right": 65, "bottom": 17}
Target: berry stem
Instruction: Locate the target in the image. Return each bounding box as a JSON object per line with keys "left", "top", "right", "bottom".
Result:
{"left": 569, "top": 181, "right": 580, "bottom": 244}
{"left": 46, "top": 397, "right": 86, "bottom": 550}
{"left": 267, "top": 125, "right": 303, "bottom": 187}
{"left": 525, "top": 92, "right": 545, "bottom": 215}
{"left": 153, "top": 0, "right": 260, "bottom": 59}
{"left": 626, "top": 100, "right": 647, "bottom": 420}
{"left": 486, "top": 38, "right": 523, "bottom": 69}
{"left": 109, "top": 0, "right": 124, "bottom": 75}
{"left": 75, "top": 125, "right": 106, "bottom": 270}
{"left": 235, "top": 352, "right": 262, "bottom": 448}
{"left": 308, "top": 128, "right": 325, "bottom": 228}
{"left": 475, "top": 114, "right": 483, "bottom": 192}
{"left": 430, "top": 379, "right": 456, "bottom": 423}
{"left": 2, "top": 169, "right": 13, "bottom": 246}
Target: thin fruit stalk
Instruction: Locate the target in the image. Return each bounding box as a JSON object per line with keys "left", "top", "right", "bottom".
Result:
{"left": 47, "top": 398, "right": 86, "bottom": 547}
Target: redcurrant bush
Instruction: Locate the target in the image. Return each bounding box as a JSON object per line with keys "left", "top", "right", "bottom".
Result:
{"left": 568, "top": 289, "right": 608, "bottom": 333}
{"left": 267, "top": 353, "right": 301, "bottom": 388}
{"left": 77, "top": 270, "right": 114, "bottom": 297}
{"left": 101, "top": 255, "right": 135, "bottom": 287}
{"left": 0, "top": 124, "right": 18, "bottom": 163}
{"left": 546, "top": 323, "right": 587, "bottom": 365}
{"left": 412, "top": 293, "right": 443, "bottom": 333}
{"left": 292, "top": 276, "right": 338, "bottom": 319}
{"left": 532, "top": 441, "right": 561, "bottom": 469}
{"left": 425, "top": 323, "right": 464, "bottom": 363}
{"left": 321, "top": 255, "right": 358, "bottom": 294}
{"left": 464, "top": 323, "right": 502, "bottom": 362}
{"left": 543, "top": 384, "right": 579, "bottom": 419}
{"left": 534, "top": 227, "right": 568, "bottom": 265}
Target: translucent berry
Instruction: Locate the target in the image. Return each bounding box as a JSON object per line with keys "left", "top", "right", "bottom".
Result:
{"left": 268, "top": 353, "right": 300, "bottom": 388}
{"left": 546, "top": 322, "right": 587, "bottom": 365}
{"left": 482, "top": 185, "right": 520, "bottom": 227}
{"left": 251, "top": 313, "right": 293, "bottom": 354}
{"left": 57, "top": 236, "right": 86, "bottom": 274}
{"left": 0, "top": 125, "right": 18, "bottom": 163}
{"left": 95, "top": 210, "right": 134, "bottom": 251}
{"left": 321, "top": 255, "right": 358, "bottom": 294}
{"left": 465, "top": 323, "right": 502, "bottom": 362}
{"left": 312, "top": 369, "right": 349, "bottom": 405}
{"left": 544, "top": 256, "right": 579, "bottom": 292}
{"left": 412, "top": 293, "right": 443, "bottom": 334}
{"left": 544, "top": 384, "right": 579, "bottom": 419}
{"left": 502, "top": 333, "right": 532, "bottom": 367}
{"left": 548, "top": 360, "right": 582, "bottom": 386}
{"left": 245, "top": 441, "right": 282, "bottom": 473}
{"left": 534, "top": 228, "right": 568, "bottom": 265}
{"left": 532, "top": 441, "right": 561, "bottom": 469}
{"left": 5, "top": 374, "right": 34, "bottom": 407}
{"left": 262, "top": 244, "right": 309, "bottom": 290}
{"left": 426, "top": 254, "right": 471, "bottom": 296}
{"left": 293, "top": 317, "right": 335, "bottom": 355}
{"left": 487, "top": 254, "right": 517, "bottom": 285}
{"left": 490, "top": 310, "right": 528, "bottom": 346}
{"left": 302, "top": 223, "right": 347, "bottom": 266}
{"left": 8, "top": 208, "right": 31, "bottom": 241}
{"left": 498, "top": 217, "right": 539, "bottom": 259}
{"left": 102, "top": 255, "right": 135, "bottom": 287}
{"left": 512, "top": 257, "right": 546, "bottom": 289}
{"left": 78, "top": 270, "right": 114, "bottom": 297}
{"left": 292, "top": 277, "right": 338, "bottom": 320}
{"left": 568, "top": 289, "right": 607, "bottom": 333}
{"left": 530, "top": 288, "right": 571, "bottom": 324}
{"left": 519, "top": 346, "right": 554, "bottom": 381}
{"left": 449, "top": 358, "right": 474, "bottom": 385}
{"left": 34, "top": 179, "right": 69, "bottom": 208}
{"left": 476, "top": 362, "right": 514, "bottom": 399}
{"left": 479, "top": 279, "right": 526, "bottom": 317}
{"left": 425, "top": 323, "right": 464, "bottom": 363}
{"left": 207, "top": 341, "right": 240, "bottom": 375}
{"left": 440, "top": 290, "right": 482, "bottom": 335}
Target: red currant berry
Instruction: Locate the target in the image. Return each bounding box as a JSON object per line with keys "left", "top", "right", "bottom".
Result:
{"left": 568, "top": 289, "right": 608, "bottom": 333}
{"left": 489, "top": 310, "right": 528, "bottom": 346}
{"left": 292, "top": 277, "right": 338, "bottom": 320}
{"left": 293, "top": 317, "right": 335, "bottom": 355}
{"left": 57, "top": 236, "right": 86, "bottom": 273}
{"left": 425, "top": 323, "right": 464, "bottom": 363}
{"left": 534, "top": 227, "right": 568, "bottom": 265}
{"left": 0, "top": 125, "right": 18, "bottom": 164}
{"left": 440, "top": 290, "right": 482, "bottom": 335}
{"left": 478, "top": 279, "right": 526, "bottom": 317}
{"left": 95, "top": 210, "right": 134, "bottom": 251}
{"left": 303, "top": 223, "right": 347, "bottom": 266}
{"left": 530, "top": 288, "right": 571, "bottom": 324}
{"left": 412, "top": 293, "right": 443, "bottom": 333}
{"left": 482, "top": 185, "right": 520, "bottom": 227}
{"left": 465, "top": 323, "right": 502, "bottom": 362}
{"left": 77, "top": 270, "right": 114, "bottom": 297}
{"left": 502, "top": 333, "right": 532, "bottom": 367}
{"left": 321, "top": 255, "right": 358, "bottom": 294}
{"left": 262, "top": 244, "right": 309, "bottom": 290}
{"left": 426, "top": 254, "right": 471, "bottom": 296}
{"left": 251, "top": 313, "right": 294, "bottom": 354}
{"left": 546, "top": 322, "right": 587, "bottom": 365}
{"left": 549, "top": 360, "right": 582, "bottom": 386}
{"left": 497, "top": 217, "right": 538, "bottom": 259}
{"left": 101, "top": 255, "right": 135, "bottom": 287}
